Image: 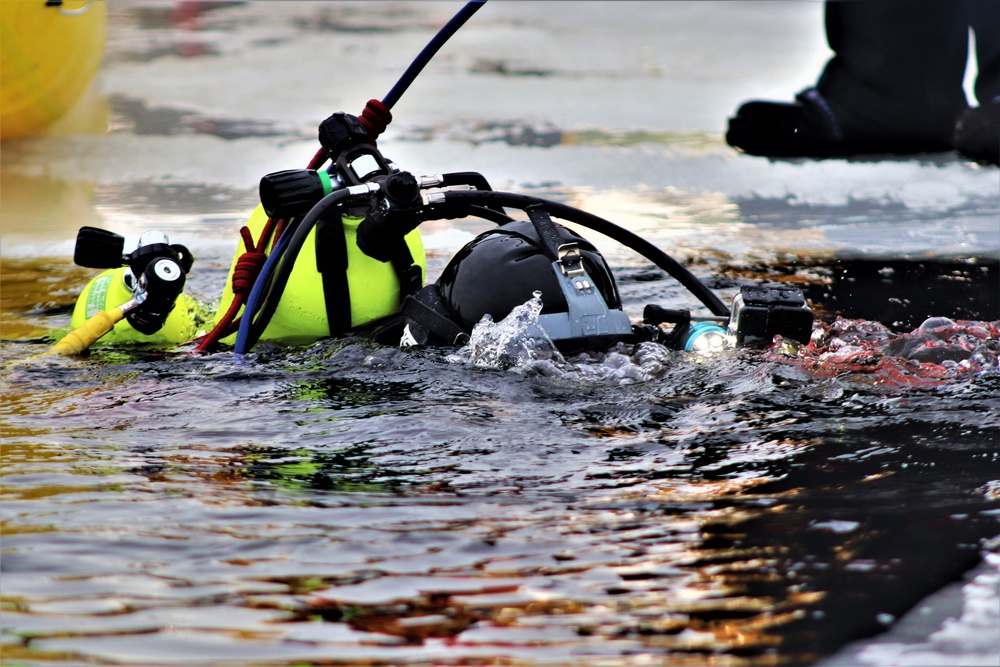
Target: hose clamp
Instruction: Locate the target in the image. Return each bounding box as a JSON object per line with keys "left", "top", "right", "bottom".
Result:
{"left": 346, "top": 182, "right": 381, "bottom": 198}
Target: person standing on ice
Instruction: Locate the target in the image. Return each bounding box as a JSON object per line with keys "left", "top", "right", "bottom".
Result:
{"left": 726, "top": 0, "right": 999, "bottom": 165}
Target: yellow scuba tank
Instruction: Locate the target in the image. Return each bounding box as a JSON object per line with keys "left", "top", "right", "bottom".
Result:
{"left": 70, "top": 270, "right": 200, "bottom": 346}
{"left": 0, "top": 0, "right": 106, "bottom": 139}
{"left": 214, "top": 204, "right": 426, "bottom": 345}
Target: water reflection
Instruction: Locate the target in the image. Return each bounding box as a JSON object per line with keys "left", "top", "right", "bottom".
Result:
{"left": 109, "top": 95, "right": 298, "bottom": 140}
{"left": 795, "top": 257, "right": 997, "bottom": 329}
{"left": 2, "top": 1, "right": 999, "bottom": 663}
{"left": 210, "top": 443, "right": 407, "bottom": 494}
{"left": 699, "top": 411, "right": 1000, "bottom": 661}
{"left": 400, "top": 119, "right": 725, "bottom": 151}
{"left": 0, "top": 175, "right": 104, "bottom": 256}
{"left": 2, "top": 196, "right": 998, "bottom": 665}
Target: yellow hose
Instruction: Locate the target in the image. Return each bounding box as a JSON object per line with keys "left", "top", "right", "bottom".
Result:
{"left": 46, "top": 307, "right": 126, "bottom": 356}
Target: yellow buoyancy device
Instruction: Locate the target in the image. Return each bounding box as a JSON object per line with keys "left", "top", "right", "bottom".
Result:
{"left": 1, "top": 0, "right": 107, "bottom": 139}
{"left": 70, "top": 267, "right": 202, "bottom": 345}
{"left": 214, "top": 204, "right": 426, "bottom": 344}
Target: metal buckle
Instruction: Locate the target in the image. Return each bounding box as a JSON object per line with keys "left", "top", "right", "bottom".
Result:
{"left": 557, "top": 243, "right": 585, "bottom": 277}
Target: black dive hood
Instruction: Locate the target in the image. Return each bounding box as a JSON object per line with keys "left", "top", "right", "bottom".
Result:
{"left": 405, "top": 209, "right": 634, "bottom": 352}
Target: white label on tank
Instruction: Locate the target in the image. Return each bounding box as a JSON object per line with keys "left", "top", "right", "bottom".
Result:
{"left": 85, "top": 274, "right": 114, "bottom": 318}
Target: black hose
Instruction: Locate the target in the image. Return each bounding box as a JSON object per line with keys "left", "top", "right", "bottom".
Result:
{"left": 462, "top": 205, "right": 514, "bottom": 225}
{"left": 440, "top": 171, "right": 494, "bottom": 191}
{"left": 439, "top": 172, "right": 506, "bottom": 216}
{"left": 438, "top": 190, "right": 730, "bottom": 316}
{"left": 244, "top": 190, "right": 354, "bottom": 349}
{"left": 382, "top": 1, "right": 488, "bottom": 109}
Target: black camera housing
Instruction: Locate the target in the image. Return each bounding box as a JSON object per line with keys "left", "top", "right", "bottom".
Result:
{"left": 728, "top": 284, "right": 813, "bottom": 346}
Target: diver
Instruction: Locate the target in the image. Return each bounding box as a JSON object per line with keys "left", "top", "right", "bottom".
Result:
{"left": 52, "top": 1, "right": 814, "bottom": 359}
{"left": 60, "top": 105, "right": 814, "bottom": 360}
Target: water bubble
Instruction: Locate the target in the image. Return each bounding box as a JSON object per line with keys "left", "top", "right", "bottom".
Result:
{"left": 919, "top": 316, "right": 957, "bottom": 333}
{"left": 449, "top": 295, "right": 685, "bottom": 384}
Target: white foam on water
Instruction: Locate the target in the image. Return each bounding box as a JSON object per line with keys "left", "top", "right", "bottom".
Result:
{"left": 447, "top": 293, "right": 704, "bottom": 385}
{"left": 0, "top": 236, "right": 78, "bottom": 259}
{"left": 447, "top": 292, "right": 564, "bottom": 371}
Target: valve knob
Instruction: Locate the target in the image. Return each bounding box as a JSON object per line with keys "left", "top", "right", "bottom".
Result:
{"left": 74, "top": 226, "right": 125, "bottom": 269}
{"left": 318, "top": 112, "right": 369, "bottom": 157}
{"left": 259, "top": 169, "right": 331, "bottom": 219}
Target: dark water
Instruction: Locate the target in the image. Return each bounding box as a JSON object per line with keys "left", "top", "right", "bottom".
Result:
{"left": 3, "top": 255, "right": 999, "bottom": 666}
{"left": 2, "top": 2, "right": 1000, "bottom": 666}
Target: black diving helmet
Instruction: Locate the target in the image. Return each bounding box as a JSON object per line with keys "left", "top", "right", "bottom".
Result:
{"left": 402, "top": 210, "right": 635, "bottom": 353}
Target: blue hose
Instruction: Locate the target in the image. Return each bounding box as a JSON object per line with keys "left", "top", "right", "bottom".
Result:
{"left": 234, "top": 188, "right": 357, "bottom": 356}
{"left": 381, "top": 0, "right": 487, "bottom": 109}
{"left": 233, "top": 223, "right": 296, "bottom": 356}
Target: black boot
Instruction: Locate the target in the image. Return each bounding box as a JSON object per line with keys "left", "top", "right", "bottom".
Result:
{"left": 953, "top": 103, "right": 1000, "bottom": 166}
{"left": 726, "top": 88, "right": 956, "bottom": 159}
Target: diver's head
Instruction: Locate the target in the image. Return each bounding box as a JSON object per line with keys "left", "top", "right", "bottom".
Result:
{"left": 405, "top": 219, "right": 635, "bottom": 352}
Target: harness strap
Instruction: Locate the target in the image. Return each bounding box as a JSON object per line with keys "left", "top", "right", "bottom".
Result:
{"left": 525, "top": 203, "right": 565, "bottom": 262}
{"left": 402, "top": 285, "right": 468, "bottom": 345}
{"left": 315, "top": 216, "right": 352, "bottom": 334}
{"left": 388, "top": 241, "right": 424, "bottom": 299}
{"left": 317, "top": 217, "right": 423, "bottom": 336}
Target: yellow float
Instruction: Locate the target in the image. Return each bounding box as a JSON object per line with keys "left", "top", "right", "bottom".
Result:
{"left": 0, "top": 0, "right": 106, "bottom": 139}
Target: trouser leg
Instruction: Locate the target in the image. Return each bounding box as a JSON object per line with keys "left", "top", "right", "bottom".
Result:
{"left": 817, "top": 0, "right": 969, "bottom": 144}
{"left": 968, "top": 0, "right": 1000, "bottom": 105}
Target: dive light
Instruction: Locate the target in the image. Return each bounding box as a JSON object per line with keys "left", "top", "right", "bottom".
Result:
{"left": 681, "top": 321, "right": 729, "bottom": 353}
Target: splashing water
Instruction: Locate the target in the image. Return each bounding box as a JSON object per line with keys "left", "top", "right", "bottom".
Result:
{"left": 448, "top": 293, "right": 707, "bottom": 385}
{"left": 447, "top": 292, "right": 563, "bottom": 371}
{"left": 448, "top": 291, "right": 1000, "bottom": 391}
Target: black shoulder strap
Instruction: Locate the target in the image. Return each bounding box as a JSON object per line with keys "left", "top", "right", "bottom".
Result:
{"left": 316, "top": 218, "right": 424, "bottom": 336}
{"left": 315, "top": 216, "right": 352, "bottom": 334}
{"left": 525, "top": 203, "right": 567, "bottom": 262}
{"left": 387, "top": 240, "right": 424, "bottom": 299}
